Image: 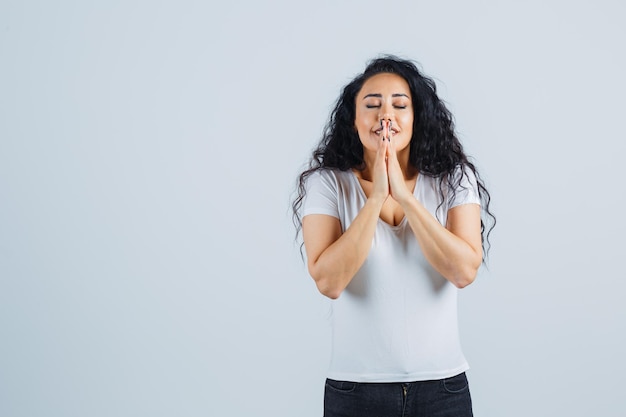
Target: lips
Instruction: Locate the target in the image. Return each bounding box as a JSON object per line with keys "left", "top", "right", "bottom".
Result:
{"left": 375, "top": 119, "right": 399, "bottom": 136}
{"left": 374, "top": 127, "right": 399, "bottom": 135}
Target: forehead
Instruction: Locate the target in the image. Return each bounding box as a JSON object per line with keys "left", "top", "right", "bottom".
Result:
{"left": 358, "top": 73, "right": 411, "bottom": 96}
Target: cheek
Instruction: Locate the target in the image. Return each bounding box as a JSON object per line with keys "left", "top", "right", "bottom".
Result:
{"left": 402, "top": 116, "right": 414, "bottom": 134}
{"left": 355, "top": 118, "right": 370, "bottom": 135}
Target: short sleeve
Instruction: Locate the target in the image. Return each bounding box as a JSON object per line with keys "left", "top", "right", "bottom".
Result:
{"left": 302, "top": 170, "right": 340, "bottom": 219}
{"left": 447, "top": 165, "right": 481, "bottom": 210}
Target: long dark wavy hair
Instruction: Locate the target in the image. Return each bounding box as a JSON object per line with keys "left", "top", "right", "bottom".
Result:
{"left": 292, "top": 55, "right": 495, "bottom": 259}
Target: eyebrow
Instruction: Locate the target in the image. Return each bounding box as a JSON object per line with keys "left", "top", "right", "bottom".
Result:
{"left": 363, "top": 93, "right": 410, "bottom": 99}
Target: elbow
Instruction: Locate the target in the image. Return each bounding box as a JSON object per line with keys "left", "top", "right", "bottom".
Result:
{"left": 318, "top": 283, "right": 342, "bottom": 299}
{"left": 454, "top": 275, "right": 475, "bottom": 289}
{"left": 452, "top": 265, "right": 479, "bottom": 289}
{"left": 451, "top": 250, "right": 482, "bottom": 289}
{"left": 314, "top": 276, "right": 343, "bottom": 299}
{"left": 308, "top": 264, "right": 344, "bottom": 299}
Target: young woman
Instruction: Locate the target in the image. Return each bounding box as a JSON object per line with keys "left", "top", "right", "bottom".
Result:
{"left": 293, "top": 55, "right": 495, "bottom": 417}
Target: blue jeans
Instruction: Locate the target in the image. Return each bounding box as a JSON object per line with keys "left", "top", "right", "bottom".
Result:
{"left": 324, "top": 372, "right": 473, "bottom": 417}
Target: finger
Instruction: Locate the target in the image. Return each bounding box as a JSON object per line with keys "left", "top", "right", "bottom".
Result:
{"left": 379, "top": 135, "right": 389, "bottom": 159}
{"left": 385, "top": 131, "right": 396, "bottom": 159}
{"left": 380, "top": 118, "right": 387, "bottom": 141}
{"left": 380, "top": 140, "right": 390, "bottom": 168}
{"left": 382, "top": 119, "right": 386, "bottom": 141}
{"left": 385, "top": 119, "right": 391, "bottom": 141}
{"left": 385, "top": 140, "right": 391, "bottom": 158}
{"left": 375, "top": 134, "right": 385, "bottom": 162}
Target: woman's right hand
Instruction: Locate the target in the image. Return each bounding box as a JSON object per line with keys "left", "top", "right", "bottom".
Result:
{"left": 371, "top": 126, "right": 390, "bottom": 201}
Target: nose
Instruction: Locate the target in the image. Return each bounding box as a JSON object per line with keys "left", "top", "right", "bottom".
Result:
{"left": 379, "top": 112, "right": 394, "bottom": 128}
{"left": 378, "top": 107, "right": 395, "bottom": 123}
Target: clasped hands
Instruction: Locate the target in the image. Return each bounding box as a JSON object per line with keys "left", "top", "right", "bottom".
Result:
{"left": 370, "top": 119, "right": 414, "bottom": 204}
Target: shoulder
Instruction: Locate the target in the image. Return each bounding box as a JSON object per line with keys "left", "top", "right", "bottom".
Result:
{"left": 302, "top": 169, "right": 353, "bottom": 218}
{"left": 433, "top": 164, "right": 478, "bottom": 191}
{"left": 305, "top": 168, "right": 352, "bottom": 190}
{"left": 309, "top": 168, "right": 351, "bottom": 181}
{"left": 446, "top": 164, "right": 481, "bottom": 207}
{"left": 453, "top": 164, "right": 478, "bottom": 185}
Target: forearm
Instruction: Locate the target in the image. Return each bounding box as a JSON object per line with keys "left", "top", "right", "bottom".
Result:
{"left": 308, "top": 196, "right": 385, "bottom": 299}
{"left": 401, "top": 197, "right": 482, "bottom": 288}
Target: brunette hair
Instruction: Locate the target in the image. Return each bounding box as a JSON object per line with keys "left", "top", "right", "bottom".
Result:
{"left": 292, "top": 55, "right": 495, "bottom": 258}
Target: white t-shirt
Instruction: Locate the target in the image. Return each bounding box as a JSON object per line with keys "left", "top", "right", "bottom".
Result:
{"left": 302, "top": 167, "right": 481, "bottom": 382}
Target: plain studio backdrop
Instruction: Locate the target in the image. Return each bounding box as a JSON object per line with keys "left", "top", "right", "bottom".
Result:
{"left": 1, "top": 1, "right": 624, "bottom": 416}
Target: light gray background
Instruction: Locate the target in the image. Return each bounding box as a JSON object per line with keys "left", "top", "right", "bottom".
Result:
{"left": 1, "top": 1, "right": 624, "bottom": 416}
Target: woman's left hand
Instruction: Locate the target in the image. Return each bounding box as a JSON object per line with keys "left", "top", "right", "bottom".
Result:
{"left": 386, "top": 134, "right": 413, "bottom": 204}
